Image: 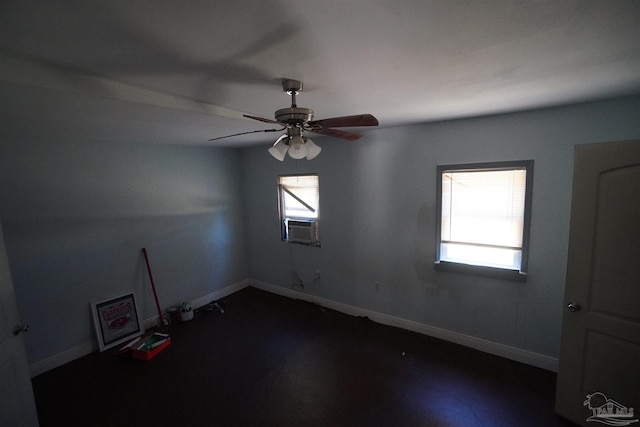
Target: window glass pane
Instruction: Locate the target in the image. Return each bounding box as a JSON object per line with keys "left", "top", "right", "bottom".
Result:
{"left": 441, "top": 242, "right": 522, "bottom": 270}
{"left": 283, "top": 191, "right": 317, "bottom": 218}
{"left": 437, "top": 162, "right": 532, "bottom": 274}
{"left": 441, "top": 168, "right": 526, "bottom": 248}
{"left": 279, "top": 175, "right": 319, "bottom": 219}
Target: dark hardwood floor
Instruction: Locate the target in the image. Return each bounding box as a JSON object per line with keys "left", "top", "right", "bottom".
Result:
{"left": 32, "top": 287, "right": 575, "bottom": 426}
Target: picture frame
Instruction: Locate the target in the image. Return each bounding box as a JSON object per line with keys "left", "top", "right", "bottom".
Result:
{"left": 92, "top": 291, "right": 144, "bottom": 351}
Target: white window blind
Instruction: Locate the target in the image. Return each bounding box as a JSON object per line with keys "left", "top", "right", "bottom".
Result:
{"left": 440, "top": 167, "right": 528, "bottom": 270}
{"left": 279, "top": 175, "right": 319, "bottom": 219}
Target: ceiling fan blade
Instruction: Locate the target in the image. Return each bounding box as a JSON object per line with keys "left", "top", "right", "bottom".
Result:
{"left": 308, "top": 114, "right": 378, "bottom": 129}
{"left": 209, "top": 127, "right": 284, "bottom": 141}
{"left": 243, "top": 114, "right": 281, "bottom": 125}
{"left": 310, "top": 127, "right": 362, "bottom": 142}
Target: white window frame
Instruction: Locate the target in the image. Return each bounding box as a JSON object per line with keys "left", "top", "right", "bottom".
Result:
{"left": 277, "top": 174, "right": 320, "bottom": 245}
{"left": 435, "top": 160, "right": 533, "bottom": 281}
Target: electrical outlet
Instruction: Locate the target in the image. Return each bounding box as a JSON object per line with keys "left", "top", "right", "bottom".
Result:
{"left": 314, "top": 269, "right": 321, "bottom": 280}
{"left": 374, "top": 281, "right": 381, "bottom": 292}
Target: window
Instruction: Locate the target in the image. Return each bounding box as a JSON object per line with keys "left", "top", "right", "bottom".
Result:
{"left": 278, "top": 174, "right": 320, "bottom": 245}
{"left": 435, "top": 161, "right": 533, "bottom": 280}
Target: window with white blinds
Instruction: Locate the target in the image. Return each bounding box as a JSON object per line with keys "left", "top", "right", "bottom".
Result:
{"left": 277, "top": 174, "right": 320, "bottom": 245}
{"left": 278, "top": 174, "right": 319, "bottom": 219}
{"left": 436, "top": 161, "right": 533, "bottom": 274}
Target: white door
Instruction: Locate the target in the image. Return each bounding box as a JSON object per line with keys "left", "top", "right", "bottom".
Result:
{"left": 556, "top": 139, "right": 640, "bottom": 426}
{"left": 0, "top": 222, "right": 39, "bottom": 427}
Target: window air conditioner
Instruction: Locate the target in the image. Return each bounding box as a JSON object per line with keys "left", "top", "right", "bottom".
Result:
{"left": 287, "top": 220, "right": 318, "bottom": 244}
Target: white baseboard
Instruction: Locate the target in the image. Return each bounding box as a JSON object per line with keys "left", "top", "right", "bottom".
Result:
{"left": 30, "top": 278, "right": 558, "bottom": 377}
{"left": 142, "top": 279, "right": 251, "bottom": 329}
{"left": 249, "top": 279, "right": 559, "bottom": 372}
{"left": 189, "top": 279, "right": 251, "bottom": 311}
{"left": 29, "top": 280, "right": 251, "bottom": 377}
{"left": 30, "top": 341, "right": 96, "bottom": 378}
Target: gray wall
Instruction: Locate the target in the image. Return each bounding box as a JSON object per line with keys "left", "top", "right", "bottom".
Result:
{"left": 242, "top": 95, "right": 640, "bottom": 359}
{"left": 1, "top": 95, "right": 638, "bottom": 367}
{"left": 0, "top": 137, "right": 247, "bottom": 364}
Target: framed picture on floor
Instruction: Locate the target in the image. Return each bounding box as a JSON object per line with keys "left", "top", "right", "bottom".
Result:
{"left": 92, "top": 291, "right": 144, "bottom": 351}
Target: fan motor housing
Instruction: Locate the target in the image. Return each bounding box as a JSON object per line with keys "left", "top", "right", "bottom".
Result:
{"left": 275, "top": 107, "right": 314, "bottom": 125}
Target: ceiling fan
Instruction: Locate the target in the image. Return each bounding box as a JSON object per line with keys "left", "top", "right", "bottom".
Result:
{"left": 209, "top": 79, "right": 379, "bottom": 160}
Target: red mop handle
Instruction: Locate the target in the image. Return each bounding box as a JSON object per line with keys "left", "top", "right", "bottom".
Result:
{"left": 142, "top": 248, "right": 164, "bottom": 326}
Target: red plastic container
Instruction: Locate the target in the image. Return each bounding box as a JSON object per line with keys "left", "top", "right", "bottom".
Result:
{"left": 131, "top": 336, "right": 170, "bottom": 361}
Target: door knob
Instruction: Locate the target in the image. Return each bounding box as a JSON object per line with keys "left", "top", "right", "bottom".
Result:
{"left": 567, "top": 302, "right": 581, "bottom": 312}
{"left": 13, "top": 324, "right": 29, "bottom": 335}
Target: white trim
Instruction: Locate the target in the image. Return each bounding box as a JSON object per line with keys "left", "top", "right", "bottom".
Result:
{"left": 142, "top": 279, "right": 251, "bottom": 329}
{"left": 190, "top": 279, "right": 250, "bottom": 311}
{"left": 29, "top": 280, "right": 251, "bottom": 377}
{"left": 29, "top": 341, "right": 96, "bottom": 377}
{"left": 29, "top": 278, "right": 558, "bottom": 376}
{"left": 249, "top": 279, "right": 559, "bottom": 372}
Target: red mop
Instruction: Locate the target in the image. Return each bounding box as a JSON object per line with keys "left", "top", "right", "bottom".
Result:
{"left": 142, "top": 248, "right": 167, "bottom": 328}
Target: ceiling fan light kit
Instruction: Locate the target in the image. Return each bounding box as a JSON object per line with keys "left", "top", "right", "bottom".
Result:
{"left": 211, "top": 79, "right": 379, "bottom": 160}
{"left": 268, "top": 126, "right": 322, "bottom": 161}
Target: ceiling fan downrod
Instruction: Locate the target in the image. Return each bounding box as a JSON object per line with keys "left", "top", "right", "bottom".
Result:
{"left": 275, "top": 80, "right": 314, "bottom": 125}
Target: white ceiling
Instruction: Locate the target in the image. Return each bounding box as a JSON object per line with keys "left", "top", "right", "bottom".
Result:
{"left": 1, "top": 1, "right": 639, "bottom": 147}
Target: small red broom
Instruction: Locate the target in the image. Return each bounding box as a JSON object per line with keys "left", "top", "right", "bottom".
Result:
{"left": 142, "top": 248, "right": 168, "bottom": 328}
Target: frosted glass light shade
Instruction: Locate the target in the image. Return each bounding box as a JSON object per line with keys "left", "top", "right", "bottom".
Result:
{"left": 305, "top": 137, "right": 322, "bottom": 160}
{"left": 268, "top": 135, "right": 288, "bottom": 161}
{"left": 288, "top": 135, "right": 307, "bottom": 159}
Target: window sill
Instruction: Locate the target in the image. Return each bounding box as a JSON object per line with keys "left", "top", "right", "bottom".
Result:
{"left": 283, "top": 240, "right": 321, "bottom": 248}
{"left": 434, "top": 261, "right": 527, "bottom": 282}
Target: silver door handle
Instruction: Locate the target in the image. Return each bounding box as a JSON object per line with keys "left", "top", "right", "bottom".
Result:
{"left": 13, "top": 324, "right": 29, "bottom": 335}
{"left": 567, "top": 302, "right": 581, "bottom": 312}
